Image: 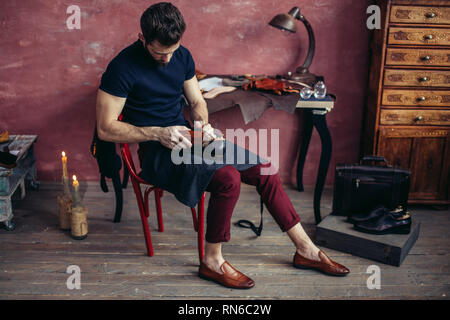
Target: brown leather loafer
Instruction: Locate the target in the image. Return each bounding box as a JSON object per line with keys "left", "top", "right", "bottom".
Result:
{"left": 199, "top": 261, "right": 255, "bottom": 289}
{"left": 293, "top": 250, "right": 350, "bottom": 276}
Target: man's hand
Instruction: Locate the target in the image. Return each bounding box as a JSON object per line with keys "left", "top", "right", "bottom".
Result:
{"left": 193, "top": 121, "right": 223, "bottom": 146}
{"left": 201, "top": 123, "right": 217, "bottom": 143}
{"left": 158, "top": 126, "right": 192, "bottom": 150}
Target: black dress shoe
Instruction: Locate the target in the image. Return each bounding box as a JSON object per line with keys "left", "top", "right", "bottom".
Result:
{"left": 348, "top": 205, "right": 388, "bottom": 224}
{"left": 354, "top": 211, "right": 411, "bottom": 235}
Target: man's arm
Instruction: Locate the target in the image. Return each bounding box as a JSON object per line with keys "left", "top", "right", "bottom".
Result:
{"left": 183, "top": 76, "right": 208, "bottom": 126}
{"left": 96, "top": 89, "right": 160, "bottom": 143}
{"left": 96, "top": 89, "right": 192, "bottom": 148}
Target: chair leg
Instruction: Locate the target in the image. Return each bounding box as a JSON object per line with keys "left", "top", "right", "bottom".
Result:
{"left": 155, "top": 189, "right": 164, "bottom": 232}
{"left": 191, "top": 207, "right": 198, "bottom": 232}
{"left": 132, "top": 182, "right": 154, "bottom": 257}
{"left": 198, "top": 192, "right": 205, "bottom": 263}
{"left": 144, "top": 188, "right": 152, "bottom": 218}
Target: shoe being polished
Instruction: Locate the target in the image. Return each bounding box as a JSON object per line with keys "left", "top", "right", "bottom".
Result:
{"left": 354, "top": 211, "right": 411, "bottom": 235}
{"left": 293, "top": 250, "right": 350, "bottom": 276}
{"left": 199, "top": 261, "right": 255, "bottom": 289}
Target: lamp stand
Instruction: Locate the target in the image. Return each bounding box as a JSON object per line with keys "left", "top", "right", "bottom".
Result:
{"left": 289, "top": 9, "right": 317, "bottom": 86}
{"left": 289, "top": 67, "right": 317, "bottom": 86}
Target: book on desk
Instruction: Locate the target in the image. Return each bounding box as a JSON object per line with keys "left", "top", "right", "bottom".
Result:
{"left": 296, "top": 95, "right": 334, "bottom": 112}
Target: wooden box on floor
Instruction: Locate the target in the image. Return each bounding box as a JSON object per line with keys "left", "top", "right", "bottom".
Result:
{"left": 315, "top": 215, "right": 420, "bottom": 266}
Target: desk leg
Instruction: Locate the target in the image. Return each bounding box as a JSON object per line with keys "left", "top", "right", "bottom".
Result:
{"left": 311, "top": 113, "right": 332, "bottom": 225}
{"left": 296, "top": 110, "right": 332, "bottom": 225}
{"left": 0, "top": 198, "right": 15, "bottom": 231}
{"left": 296, "top": 110, "right": 313, "bottom": 192}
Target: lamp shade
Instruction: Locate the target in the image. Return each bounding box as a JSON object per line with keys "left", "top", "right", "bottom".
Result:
{"left": 269, "top": 7, "right": 301, "bottom": 33}
{"left": 269, "top": 13, "right": 297, "bottom": 33}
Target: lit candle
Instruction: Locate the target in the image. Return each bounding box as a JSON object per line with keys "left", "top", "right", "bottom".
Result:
{"left": 61, "top": 151, "right": 68, "bottom": 179}
{"left": 61, "top": 151, "right": 72, "bottom": 199}
{"left": 72, "top": 175, "right": 81, "bottom": 207}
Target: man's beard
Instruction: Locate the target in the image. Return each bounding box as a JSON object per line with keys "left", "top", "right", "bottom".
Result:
{"left": 157, "top": 61, "right": 169, "bottom": 67}
{"left": 143, "top": 42, "right": 169, "bottom": 67}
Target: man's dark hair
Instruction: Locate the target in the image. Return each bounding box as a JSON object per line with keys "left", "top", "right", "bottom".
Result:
{"left": 140, "top": 2, "right": 186, "bottom": 46}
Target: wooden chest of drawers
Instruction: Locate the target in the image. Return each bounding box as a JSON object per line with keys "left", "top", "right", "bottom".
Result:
{"left": 363, "top": 0, "right": 450, "bottom": 205}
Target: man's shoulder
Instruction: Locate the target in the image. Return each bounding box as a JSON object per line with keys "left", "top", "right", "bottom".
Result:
{"left": 174, "top": 44, "right": 194, "bottom": 67}
{"left": 177, "top": 44, "right": 192, "bottom": 57}
{"left": 107, "top": 40, "right": 143, "bottom": 69}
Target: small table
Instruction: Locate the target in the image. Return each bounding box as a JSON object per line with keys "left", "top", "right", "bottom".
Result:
{"left": 0, "top": 135, "right": 39, "bottom": 230}
{"left": 207, "top": 88, "right": 334, "bottom": 224}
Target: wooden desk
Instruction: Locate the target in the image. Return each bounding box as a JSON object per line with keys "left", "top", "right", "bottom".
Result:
{"left": 0, "top": 135, "right": 39, "bottom": 230}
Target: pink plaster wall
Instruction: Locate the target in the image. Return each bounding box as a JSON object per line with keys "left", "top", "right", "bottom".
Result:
{"left": 0, "top": 0, "right": 372, "bottom": 185}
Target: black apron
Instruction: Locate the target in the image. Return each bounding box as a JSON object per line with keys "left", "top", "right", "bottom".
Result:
{"left": 138, "top": 139, "right": 268, "bottom": 208}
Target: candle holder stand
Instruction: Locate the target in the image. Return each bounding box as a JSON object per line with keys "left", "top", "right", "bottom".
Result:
{"left": 70, "top": 178, "right": 88, "bottom": 240}
{"left": 57, "top": 177, "right": 73, "bottom": 231}
{"left": 71, "top": 205, "right": 88, "bottom": 240}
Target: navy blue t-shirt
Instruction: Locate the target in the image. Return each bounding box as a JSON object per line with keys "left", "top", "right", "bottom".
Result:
{"left": 99, "top": 40, "right": 196, "bottom": 127}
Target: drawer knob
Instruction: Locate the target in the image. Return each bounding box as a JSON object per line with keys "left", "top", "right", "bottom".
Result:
{"left": 418, "top": 76, "right": 429, "bottom": 82}
{"left": 421, "top": 55, "right": 431, "bottom": 61}
{"left": 423, "top": 34, "right": 434, "bottom": 40}
{"left": 414, "top": 116, "right": 424, "bottom": 122}
{"left": 417, "top": 96, "right": 426, "bottom": 102}
{"left": 425, "top": 12, "right": 436, "bottom": 18}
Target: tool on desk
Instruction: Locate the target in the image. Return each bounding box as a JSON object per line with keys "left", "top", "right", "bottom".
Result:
{"left": 222, "top": 75, "right": 250, "bottom": 87}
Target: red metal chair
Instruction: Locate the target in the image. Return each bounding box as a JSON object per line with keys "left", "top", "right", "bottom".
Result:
{"left": 119, "top": 142, "right": 205, "bottom": 262}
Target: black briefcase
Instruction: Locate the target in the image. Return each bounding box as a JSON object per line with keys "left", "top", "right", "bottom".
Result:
{"left": 331, "top": 155, "right": 411, "bottom": 217}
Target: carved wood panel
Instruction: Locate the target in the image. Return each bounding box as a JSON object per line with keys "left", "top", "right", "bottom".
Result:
{"left": 390, "top": 5, "right": 450, "bottom": 24}
{"left": 386, "top": 48, "right": 450, "bottom": 66}
{"left": 384, "top": 69, "right": 450, "bottom": 87}
{"left": 388, "top": 27, "right": 450, "bottom": 46}
{"left": 380, "top": 109, "right": 450, "bottom": 125}
{"left": 382, "top": 89, "right": 450, "bottom": 106}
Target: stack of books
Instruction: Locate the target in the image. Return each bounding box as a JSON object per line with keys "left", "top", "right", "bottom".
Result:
{"left": 296, "top": 95, "right": 334, "bottom": 112}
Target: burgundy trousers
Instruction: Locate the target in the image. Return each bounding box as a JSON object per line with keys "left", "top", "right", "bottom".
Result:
{"left": 204, "top": 162, "right": 301, "bottom": 243}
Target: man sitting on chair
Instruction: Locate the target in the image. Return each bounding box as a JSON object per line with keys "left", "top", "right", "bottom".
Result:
{"left": 96, "top": 2, "right": 349, "bottom": 289}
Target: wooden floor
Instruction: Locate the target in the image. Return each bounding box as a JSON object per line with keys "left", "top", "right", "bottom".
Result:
{"left": 0, "top": 181, "right": 449, "bottom": 300}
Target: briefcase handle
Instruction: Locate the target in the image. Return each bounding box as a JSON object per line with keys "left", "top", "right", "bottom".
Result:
{"left": 360, "top": 155, "right": 391, "bottom": 167}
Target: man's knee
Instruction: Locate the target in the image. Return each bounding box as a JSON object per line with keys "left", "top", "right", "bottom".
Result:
{"left": 255, "top": 163, "right": 282, "bottom": 189}
{"left": 210, "top": 166, "right": 241, "bottom": 193}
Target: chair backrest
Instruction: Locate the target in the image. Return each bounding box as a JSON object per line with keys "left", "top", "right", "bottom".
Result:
{"left": 120, "top": 143, "right": 149, "bottom": 185}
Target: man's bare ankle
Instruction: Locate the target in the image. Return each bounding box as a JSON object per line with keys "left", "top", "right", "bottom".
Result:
{"left": 203, "top": 257, "right": 225, "bottom": 274}
{"left": 296, "top": 244, "right": 320, "bottom": 261}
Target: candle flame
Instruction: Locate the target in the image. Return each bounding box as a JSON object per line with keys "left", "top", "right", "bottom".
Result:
{"left": 73, "top": 175, "right": 77, "bottom": 181}
{"left": 62, "top": 151, "right": 66, "bottom": 157}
